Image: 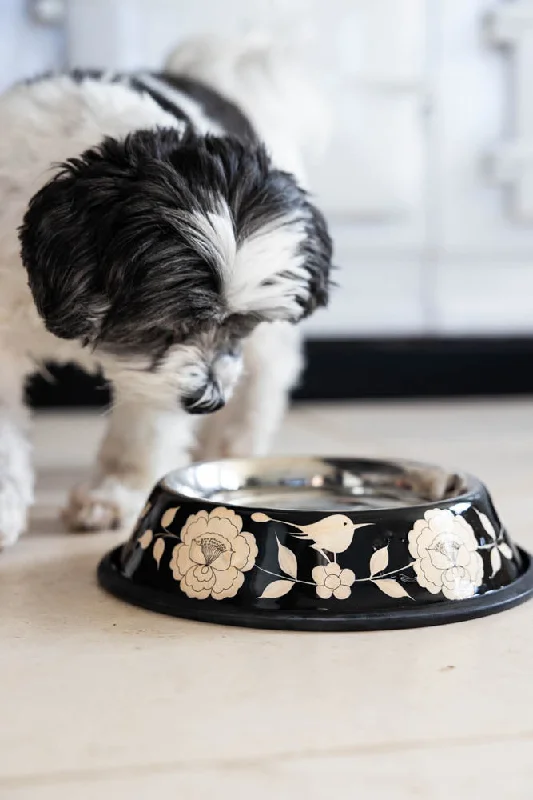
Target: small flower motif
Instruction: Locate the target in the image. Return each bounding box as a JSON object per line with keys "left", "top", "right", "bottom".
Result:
{"left": 312, "top": 562, "right": 356, "bottom": 600}
{"left": 408, "top": 509, "right": 483, "bottom": 600}
{"left": 169, "top": 507, "right": 258, "bottom": 600}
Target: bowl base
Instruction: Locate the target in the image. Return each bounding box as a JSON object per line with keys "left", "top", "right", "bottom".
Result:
{"left": 97, "top": 546, "right": 533, "bottom": 632}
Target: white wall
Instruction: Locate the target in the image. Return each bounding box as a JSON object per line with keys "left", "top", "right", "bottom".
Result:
{"left": 0, "top": 0, "right": 64, "bottom": 92}
{"left": 2, "top": 0, "right": 533, "bottom": 338}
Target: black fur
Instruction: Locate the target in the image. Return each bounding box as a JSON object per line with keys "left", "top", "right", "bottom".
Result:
{"left": 155, "top": 74, "right": 258, "bottom": 144}
{"left": 19, "top": 128, "right": 332, "bottom": 362}
{"left": 129, "top": 75, "right": 191, "bottom": 128}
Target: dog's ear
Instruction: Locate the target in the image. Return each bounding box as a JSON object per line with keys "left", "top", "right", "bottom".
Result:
{"left": 298, "top": 200, "right": 333, "bottom": 318}
{"left": 18, "top": 167, "right": 110, "bottom": 342}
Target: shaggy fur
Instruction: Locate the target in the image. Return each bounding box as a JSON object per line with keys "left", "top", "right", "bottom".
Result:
{"left": 0, "top": 35, "right": 332, "bottom": 545}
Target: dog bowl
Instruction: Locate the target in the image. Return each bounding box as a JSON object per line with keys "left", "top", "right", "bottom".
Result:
{"left": 97, "top": 457, "right": 533, "bottom": 630}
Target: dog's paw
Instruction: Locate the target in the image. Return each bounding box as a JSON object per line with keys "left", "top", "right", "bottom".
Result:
{"left": 0, "top": 481, "right": 29, "bottom": 549}
{"left": 63, "top": 478, "right": 146, "bottom": 533}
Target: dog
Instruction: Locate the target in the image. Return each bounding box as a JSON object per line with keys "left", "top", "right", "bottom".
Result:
{"left": 0, "top": 35, "right": 332, "bottom": 547}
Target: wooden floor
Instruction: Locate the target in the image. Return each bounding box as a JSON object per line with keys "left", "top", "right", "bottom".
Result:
{"left": 1, "top": 400, "right": 533, "bottom": 799}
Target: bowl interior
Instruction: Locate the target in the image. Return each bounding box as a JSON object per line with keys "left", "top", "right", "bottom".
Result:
{"left": 163, "top": 457, "right": 470, "bottom": 512}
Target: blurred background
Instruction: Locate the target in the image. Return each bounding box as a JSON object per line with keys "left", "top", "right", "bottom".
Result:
{"left": 2, "top": 0, "right": 533, "bottom": 402}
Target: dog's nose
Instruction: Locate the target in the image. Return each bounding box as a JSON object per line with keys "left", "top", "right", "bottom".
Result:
{"left": 181, "top": 384, "right": 225, "bottom": 415}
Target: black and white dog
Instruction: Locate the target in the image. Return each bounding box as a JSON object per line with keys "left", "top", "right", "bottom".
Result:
{"left": 0, "top": 35, "right": 332, "bottom": 546}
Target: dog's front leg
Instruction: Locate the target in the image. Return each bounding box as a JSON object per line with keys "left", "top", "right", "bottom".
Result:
{"left": 0, "top": 355, "right": 33, "bottom": 549}
{"left": 64, "top": 390, "right": 195, "bottom": 532}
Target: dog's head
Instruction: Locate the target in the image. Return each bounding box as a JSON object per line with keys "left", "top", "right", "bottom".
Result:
{"left": 19, "top": 128, "right": 332, "bottom": 412}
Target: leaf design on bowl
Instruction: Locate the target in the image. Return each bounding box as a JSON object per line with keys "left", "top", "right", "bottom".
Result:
{"left": 161, "top": 506, "right": 179, "bottom": 529}
{"left": 153, "top": 537, "right": 165, "bottom": 569}
{"left": 369, "top": 546, "right": 388, "bottom": 577}
{"left": 259, "top": 580, "right": 294, "bottom": 599}
{"left": 276, "top": 536, "right": 297, "bottom": 579}
{"left": 138, "top": 529, "right": 153, "bottom": 550}
{"left": 372, "top": 579, "right": 410, "bottom": 599}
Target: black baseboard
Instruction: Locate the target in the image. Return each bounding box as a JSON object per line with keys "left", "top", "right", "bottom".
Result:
{"left": 294, "top": 337, "right": 533, "bottom": 400}
{"left": 27, "top": 337, "right": 533, "bottom": 408}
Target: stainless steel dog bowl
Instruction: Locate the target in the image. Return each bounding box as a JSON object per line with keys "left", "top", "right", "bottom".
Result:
{"left": 97, "top": 457, "right": 533, "bottom": 630}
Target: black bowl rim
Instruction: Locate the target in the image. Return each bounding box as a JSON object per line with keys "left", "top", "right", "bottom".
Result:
{"left": 159, "top": 456, "right": 482, "bottom": 518}
{"left": 97, "top": 546, "right": 533, "bottom": 632}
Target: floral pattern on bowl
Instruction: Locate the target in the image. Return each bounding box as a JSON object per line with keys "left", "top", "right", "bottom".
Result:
{"left": 168, "top": 507, "right": 257, "bottom": 600}
{"left": 129, "top": 501, "right": 516, "bottom": 605}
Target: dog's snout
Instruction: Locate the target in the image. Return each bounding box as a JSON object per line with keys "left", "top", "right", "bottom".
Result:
{"left": 181, "top": 383, "right": 225, "bottom": 415}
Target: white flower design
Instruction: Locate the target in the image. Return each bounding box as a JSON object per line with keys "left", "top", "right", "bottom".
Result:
{"left": 169, "top": 507, "right": 257, "bottom": 600}
{"left": 408, "top": 509, "right": 483, "bottom": 600}
{"left": 312, "top": 562, "right": 356, "bottom": 600}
